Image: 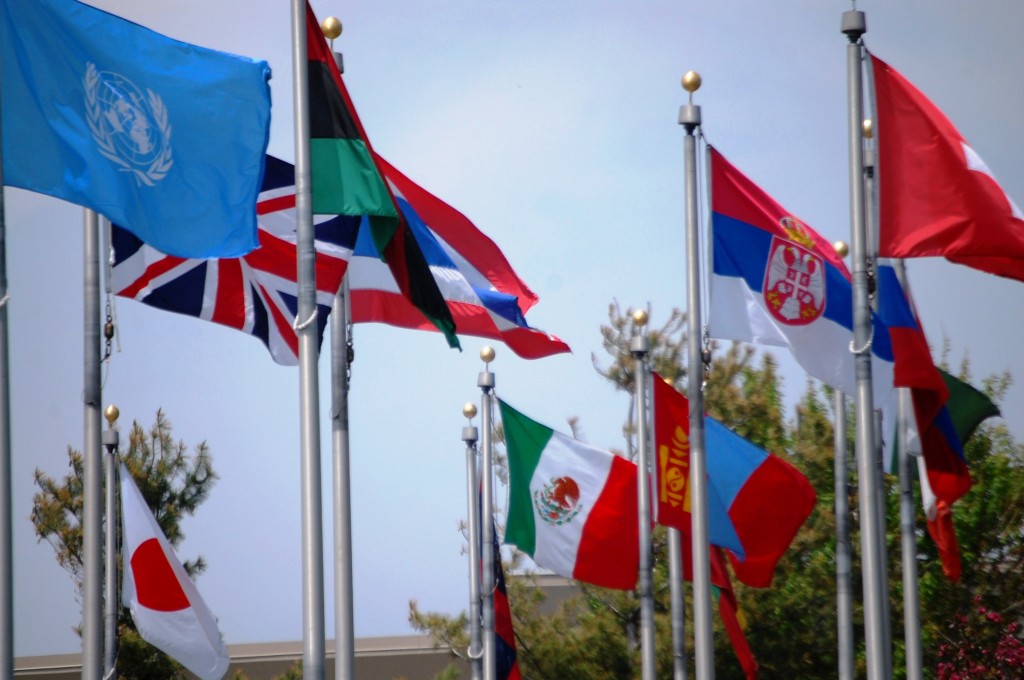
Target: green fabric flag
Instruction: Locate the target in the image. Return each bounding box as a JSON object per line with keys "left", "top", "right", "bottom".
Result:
{"left": 940, "top": 368, "right": 1001, "bottom": 445}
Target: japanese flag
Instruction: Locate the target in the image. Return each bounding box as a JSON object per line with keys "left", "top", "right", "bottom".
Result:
{"left": 120, "top": 464, "right": 229, "bottom": 680}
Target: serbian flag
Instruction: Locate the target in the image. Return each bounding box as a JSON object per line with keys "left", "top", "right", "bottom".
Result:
{"left": 350, "top": 155, "right": 570, "bottom": 359}
{"left": 871, "top": 53, "right": 1024, "bottom": 282}
{"left": 652, "top": 374, "right": 816, "bottom": 588}
{"left": 120, "top": 465, "right": 229, "bottom": 680}
{"left": 709, "top": 148, "right": 895, "bottom": 404}
{"left": 305, "top": 1, "right": 457, "bottom": 346}
{"left": 876, "top": 261, "right": 970, "bottom": 506}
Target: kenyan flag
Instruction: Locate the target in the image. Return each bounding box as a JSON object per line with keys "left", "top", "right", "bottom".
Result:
{"left": 305, "top": 2, "right": 457, "bottom": 347}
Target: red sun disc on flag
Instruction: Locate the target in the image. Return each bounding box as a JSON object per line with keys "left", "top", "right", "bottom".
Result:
{"left": 130, "top": 538, "right": 190, "bottom": 612}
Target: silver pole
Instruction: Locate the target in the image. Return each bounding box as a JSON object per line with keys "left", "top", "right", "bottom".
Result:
{"left": 667, "top": 528, "right": 688, "bottom": 680}
{"left": 330, "top": 280, "right": 354, "bottom": 680}
{"left": 679, "top": 81, "right": 714, "bottom": 680}
{"left": 291, "top": 1, "right": 326, "bottom": 678}
{"left": 0, "top": 87, "right": 13, "bottom": 680}
{"left": 102, "top": 410, "right": 120, "bottom": 676}
{"left": 841, "top": 10, "right": 888, "bottom": 680}
{"left": 462, "top": 405, "right": 483, "bottom": 680}
{"left": 630, "top": 318, "right": 655, "bottom": 680}
{"left": 894, "top": 261, "right": 923, "bottom": 680}
{"left": 478, "top": 348, "right": 496, "bottom": 680}
{"left": 82, "top": 209, "right": 103, "bottom": 680}
{"left": 833, "top": 391, "right": 854, "bottom": 680}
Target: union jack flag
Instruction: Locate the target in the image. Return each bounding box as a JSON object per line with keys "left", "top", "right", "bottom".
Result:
{"left": 112, "top": 155, "right": 357, "bottom": 365}
{"left": 113, "top": 154, "right": 568, "bottom": 364}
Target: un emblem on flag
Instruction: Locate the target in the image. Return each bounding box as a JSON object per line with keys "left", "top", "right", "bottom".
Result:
{"left": 763, "top": 219, "right": 826, "bottom": 326}
{"left": 85, "top": 63, "right": 173, "bottom": 186}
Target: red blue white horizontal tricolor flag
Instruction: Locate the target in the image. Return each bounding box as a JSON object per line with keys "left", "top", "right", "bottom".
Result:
{"left": 120, "top": 464, "right": 229, "bottom": 680}
{"left": 709, "top": 147, "right": 895, "bottom": 404}
{"left": 113, "top": 155, "right": 568, "bottom": 363}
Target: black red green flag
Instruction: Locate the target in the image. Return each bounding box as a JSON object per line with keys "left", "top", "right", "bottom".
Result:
{"left": 304, "top": 2, "right": 458, "bottom": 347}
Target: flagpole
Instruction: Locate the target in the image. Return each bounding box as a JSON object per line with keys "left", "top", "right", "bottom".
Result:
{"left": 832, "top": 388, "right": 855, "bottom": 680}
{"left": 82, "top": 208, "right": 104, "bottom": 680}
{"left": 462, "top": 404, "right": 483, "bottom": 680}
{"left": 631, "top": 313, "right": 656, "bottom": 680}
{"left": 478, "top": 347, "right": 496, "bottom": 680}
{"left": 894, "top": 261, "right": 923, "bottom": 680}
{"left": 0, "top": 91, "right": 13, "bottom": 680}
{"left": 678, "top": 72, "right": 714, "bottom": 680}
{"left": 102, "top": 406, "right": 120, "bottom": 677}
{"left": 667, "top": 532, "right": 688, "bottom": 680}
{"left": 291, "top": 1, "right": 327, "bottom": 678}
{"left": 330, "top": 277, "right": 355, "bottom": 680}
{"left": 841, "top": 10, "right": 889, "bottom": 680}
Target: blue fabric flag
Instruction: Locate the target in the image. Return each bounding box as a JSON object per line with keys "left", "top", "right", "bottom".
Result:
{"left": 1, "top": 0, "right": 271, "bottom": 258}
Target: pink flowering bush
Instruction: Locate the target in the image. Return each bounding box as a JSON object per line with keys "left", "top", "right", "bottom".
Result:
{"left": 937, "top": 596, "right": 1024, "bottom": 679}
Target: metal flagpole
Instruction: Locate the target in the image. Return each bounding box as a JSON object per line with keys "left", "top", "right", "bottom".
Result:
{"left": 330, "top": 278, "right": 355, "bottom": 680}
{"left": 102, "top": 405, "right": 120, "bottom": 677}
{"left": 462, "top": 403, "right": 483, "bottom": 680}
{"left": 291, "top": 1, "right": 327, "bottom": 677}
{"left": 321, "top": 17, "right": 356, "bottom": 680}
{"left": 631, "top": 312, "right": 656, "bottom": 680}
{"left": 832, "top": 388, "right": 855, "bottom": 680}
{"left": 82, "top": 208, "right": 104, "bottom": 680}
{"left": 678, "top": 71, "right": 714, "bottom": 680}
{"left": 0, "top": 88, "right": 13, "bottom": 680}
{"left": 668, "top": 527, "right": 688, "bottom": 680}
{"left": 478, "top": 347, "right": 496, "bottom": 680}
{"left": 894, "top": 261, "right": 923, "bottom": 680}
{"left": 841, "top": 10, "right": 889, "bottom": 680}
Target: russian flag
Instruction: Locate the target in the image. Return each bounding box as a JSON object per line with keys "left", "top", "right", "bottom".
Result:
{"left": 709, "top": 148, "right": 895, "bottom": 404}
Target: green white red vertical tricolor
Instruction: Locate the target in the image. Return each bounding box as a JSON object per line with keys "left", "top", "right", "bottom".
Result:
{"left": 500, "top": 399, "right": 638, "bottom": 590}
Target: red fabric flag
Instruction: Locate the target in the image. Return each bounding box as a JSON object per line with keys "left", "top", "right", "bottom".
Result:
{"left": 926, "top": 500, "right": 962, "bottom": 582}
{"left": 871, "top": 53, "right": 1024, "bottom": 282}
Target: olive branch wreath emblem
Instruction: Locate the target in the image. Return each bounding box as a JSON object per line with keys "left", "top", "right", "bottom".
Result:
{"left": 84, "top": 63, "right": 173, "bottom": 187}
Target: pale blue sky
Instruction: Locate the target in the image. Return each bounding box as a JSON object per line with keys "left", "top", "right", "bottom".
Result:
{"left": 7, "top": 0, "right": 1023, "bottom": 658}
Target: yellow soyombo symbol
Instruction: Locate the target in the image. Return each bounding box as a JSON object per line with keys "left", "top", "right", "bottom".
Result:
{"left": 658, "top": 425, "right": 691, "bottom": 513}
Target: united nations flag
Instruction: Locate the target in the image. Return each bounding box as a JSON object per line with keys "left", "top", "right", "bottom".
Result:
{"left": 1, "top": 0, "right": 271, "bottom": 258}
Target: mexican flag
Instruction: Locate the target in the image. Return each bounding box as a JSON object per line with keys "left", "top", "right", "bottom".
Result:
{"left": 499, "top": 399, "right": 638, "bottom": 590}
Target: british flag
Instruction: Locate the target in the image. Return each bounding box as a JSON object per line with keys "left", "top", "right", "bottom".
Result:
{"left": 113, "top": 154, "right": 568, "bottom": 363}
{"left": 112, "top": 155, "right": 357, "bottom": 365}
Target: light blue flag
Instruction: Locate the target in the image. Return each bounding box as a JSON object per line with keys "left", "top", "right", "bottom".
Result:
{"left": 1, "top": 0, "right": 271, "bottom": 258}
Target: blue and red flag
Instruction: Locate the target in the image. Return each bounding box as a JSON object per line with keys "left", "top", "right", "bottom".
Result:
{"left": 113, "top": 155, "right": 568, "bottom": 363}
{"left": 652, "top": 374, "right": 816, "bottom": 588}
{"left": 708, "top": 148, "right": 895, "bottom": 404}
{"left": 876, "top": 261, "right": 970, "bottom": 506}
{"left": 489, "top": 520, "right": 521, "bottom": 680}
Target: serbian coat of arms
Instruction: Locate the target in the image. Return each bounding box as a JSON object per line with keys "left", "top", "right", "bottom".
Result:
{"left": 762, "top": 217, "right": 826, "bottom": 325}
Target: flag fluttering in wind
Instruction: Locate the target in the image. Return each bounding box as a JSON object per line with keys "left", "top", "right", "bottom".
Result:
{"left": 352, "top": 154, "right": 570, "bottom": 359}
{"left": 113, "top": 156, "right": 565, "bottom": 363}
{"left": 871, "top": 53, "right": 1024, "bottom": 283}
{"left": 0, "top": 0, "right": 271, "bottom": 258}
{"left": 120, "top": 465, "right": 229, "bottom": 680}
{"left": 652, "top": 373, "right": 816, "bottom": 588}
{"left": 112, "top": 155, "right": 356, "bottom": 366}
{"left": 708, "top": 148, "right": 895, "bottom": 404}
{"left": 499, "top": 399, "right": 638, "bottom": 590}
{"left": 304, "top": 1, "right": 457, "bottom": 347}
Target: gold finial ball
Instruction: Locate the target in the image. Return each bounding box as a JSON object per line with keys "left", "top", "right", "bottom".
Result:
{"left": 104, "top": 404, "right": 119, "bottom": 426}
{"left": 321, "top": 16, "right": 342, "bottom": 40}
{"left": 862, "top": 118, "right": 874, "bottom": 139}
{"left": 681, "top": 71, "right": 702, "bottom": 94}
{"left": 480, "top": 346, "right": 496, "bottom": 364}
{"left": 463, "top": 402, "right": 478, "bottom": 420}
{"left": 833, "top": 240, "right": 849, "bottom": 258}
{"left": 632, "top": 309, "right": 649, "bottom": 327}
